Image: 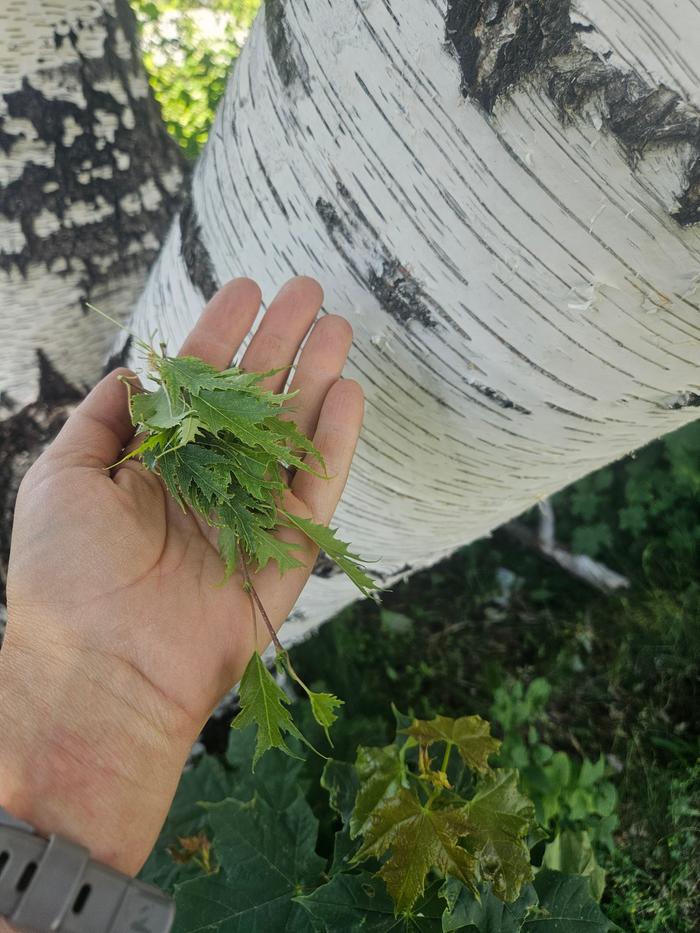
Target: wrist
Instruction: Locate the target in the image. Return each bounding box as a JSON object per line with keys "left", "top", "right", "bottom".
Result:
{"left": 0, "top": 629, "right": 195, "bottom": 876}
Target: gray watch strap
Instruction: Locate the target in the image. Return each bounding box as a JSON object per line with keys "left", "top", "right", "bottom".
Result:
{"left": 0, "top": 811, "right": 174, "bottom": 933}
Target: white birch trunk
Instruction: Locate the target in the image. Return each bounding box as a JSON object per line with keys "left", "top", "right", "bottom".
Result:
{"left": 126, "top": 0, "right": 700, "bottom": 644}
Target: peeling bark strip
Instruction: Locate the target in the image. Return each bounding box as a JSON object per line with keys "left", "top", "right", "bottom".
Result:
{"left": 445, "top": 0, "right": 700, "bottom": 225}
{"left": 130, "top": 0, "right": 700, "bottom": 645}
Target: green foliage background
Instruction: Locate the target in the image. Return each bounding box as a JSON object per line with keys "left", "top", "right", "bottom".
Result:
{"left": 132, "top": 0, "right": 258, "bottom": 159}
{"left": 130, "top": 3, "right": 699, "bottom": 928}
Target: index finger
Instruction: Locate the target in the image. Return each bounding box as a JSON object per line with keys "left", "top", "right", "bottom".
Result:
{"left": 177, "top": 278, "right": 262, "bottom": 369}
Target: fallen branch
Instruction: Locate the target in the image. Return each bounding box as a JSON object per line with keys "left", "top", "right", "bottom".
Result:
{"left": 504, "top": 500, "right": 629, "bottom": 594}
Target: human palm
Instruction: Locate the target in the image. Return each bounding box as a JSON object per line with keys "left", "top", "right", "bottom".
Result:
{"left": 6, "top": 276, "right": 363, "bottom": 738}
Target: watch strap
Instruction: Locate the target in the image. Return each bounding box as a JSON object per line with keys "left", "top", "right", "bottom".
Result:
{"left": 0, "top": 812, "right": 174, "bottom": 933}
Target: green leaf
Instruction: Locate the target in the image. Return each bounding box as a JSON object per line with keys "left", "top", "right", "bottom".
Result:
{"left": 440, "top": 878, "right": 538, "bottom": 932}
{"left": 354, "top": 787, "right": 479, "bottom": 914}
{"left": 232, "top": 652, "right": 304, "bottom": 768}
{"left": 308, "top": 690, "right": 344, "bottom": 743}
{"left": 174, "top": 795, "right": 324, "bottom": 932}
{"left": 249, "top": 526, "right": 306, "bottom": 575}
{"left": 321, "top": 759, "right": 360, "bottom": 823}
{"left": 225, "top": 724, "right": 308, "bottom": 812}
{"left": 139, "top": 755, "right": 233, "bottom": 892}
{"left": 158, "top": 356, "right": 276, "bottom": 398}
{"left": 350, "top": 744, "right": 404, "bottom": 839}
{"left": 542, "top": 830, "right": 606, "bottom": 902}
{"left": 523, "top": 869, "right": 616, "bottom": 932}
{"left": 281, "top": 511, "right": 376, "bottom": 596}
{"left": 131, "top": 384, "right": 189, "bottom": 430}
{"left": 296, "top": 872, "right": 444, "bottom": 931}
{"left": 401, "top": 715, "right": 501, "bottom": 775}
{"left": 464, "top": 770, "right": 535, "bottom": 902}
{"left": 175, "top": 413, "right": 201, "bottom": 448}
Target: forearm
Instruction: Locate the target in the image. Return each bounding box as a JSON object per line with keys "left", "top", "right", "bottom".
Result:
{"left": 0, "top": 631, "right": 194, "bottom": 877}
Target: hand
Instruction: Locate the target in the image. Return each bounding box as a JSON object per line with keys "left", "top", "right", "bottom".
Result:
{"left": 0, "top": 276, "right": 363, "bottom": 875}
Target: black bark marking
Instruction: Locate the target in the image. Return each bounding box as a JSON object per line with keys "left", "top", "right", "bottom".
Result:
{"left": 179, "top": 191, "right": 219, "bottom": 301}
{"left": 315, "top": 197, "right": 353, "bottom": 244}
{"left": 0, "top": 0, "right": 184, "bottom": 290}
{"left": 104, "top": 336, "right": 133, "bottom": 373}
{"left": 318, "top": 183, "right": 438, "bottom": 329}
{"left": 468, "top": 381, "right": 532, "bottom": 414}
{"left": 37, "top": 350, "right": 84, "bottom": 404}
{"left": 265, "top": 0, "right": 309, "bottom": 89}
{"left": 445, "top": 0, "right": 572, "bottom": 113}
{"left": 665, "top": 391, "right": 700, "bottom": 410}
{"left": 312, "top": 552, "right": 343, "bottom": 579}
{"left": 368, "top": 259, "right": 437, "bottom": 329}
{"left": 336, "top": 180, "right": 379, "bottom": 240}
{"left": 444, "top": 0, "right": 700, "bottom": 225}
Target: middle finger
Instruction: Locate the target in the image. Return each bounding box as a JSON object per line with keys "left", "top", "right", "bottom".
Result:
{"left": 238, "top": 276, "right": 324, "bottom": 393}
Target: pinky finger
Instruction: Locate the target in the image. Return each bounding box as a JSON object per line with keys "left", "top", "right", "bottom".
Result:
{"left": 291, "top": 378, "right": 365, "bottom": 524}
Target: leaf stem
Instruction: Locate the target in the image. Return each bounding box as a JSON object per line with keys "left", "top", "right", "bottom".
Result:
{"left": 237, "top": 542, "right": 261, "bottom": 648}
{"left": 236, "top": 545, "right": 285, "bottom": 655}
{"left": 441, "top": 741, "right": 453, "bottom": 774}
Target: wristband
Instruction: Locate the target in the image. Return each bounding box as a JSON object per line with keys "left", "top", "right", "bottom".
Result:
{"left": 0, "top": 807, "right": 174, "bottom": 933}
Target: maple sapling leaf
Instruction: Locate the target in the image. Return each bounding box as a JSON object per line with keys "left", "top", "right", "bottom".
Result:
{"left": 280, "top": 652, "right": 344, "bottom": 745}
{"left": 353, "top": 787, "right": 479, "bottom": 914}
{"left": 401, "top": 714, "right": 501, "bottom": 775}
{"left": 232, "top": 652, "right": 305, "bottom": 769}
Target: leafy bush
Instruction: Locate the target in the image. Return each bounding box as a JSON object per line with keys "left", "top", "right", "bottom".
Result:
{"left": 551, "top": 421, "right": 700, "bottom": 576}
{"left": 141, "top": 712, "right": 617, "bottom": 931}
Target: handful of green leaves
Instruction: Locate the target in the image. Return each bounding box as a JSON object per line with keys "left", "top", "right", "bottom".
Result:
{"left": 109, "top": 328, "right": 376, "bottom": 764}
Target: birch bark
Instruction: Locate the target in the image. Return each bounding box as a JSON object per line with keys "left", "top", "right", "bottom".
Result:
{"left": 126, "top": 0, "right": 700, "bottom": 642}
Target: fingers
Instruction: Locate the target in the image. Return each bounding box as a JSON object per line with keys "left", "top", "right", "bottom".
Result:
{"left": 282, "top": 315, "right": 354, "bottom": 441}
{"left": 44, "top": 368, "right": 139, "bottom": 469}
{"left": 242, "top": 378, "right": 364, "bottom": 650}
{"left": 238, "top": 276, "right": 324, "bottom": 393}
{"left": 178, "top": 277, "right": 262, "bottom": 369}
{"left": 291, "top": 378, "right": 365, "bottom": 524}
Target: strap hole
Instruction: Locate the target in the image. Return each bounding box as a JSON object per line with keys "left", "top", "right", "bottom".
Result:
{"left": 0, "top": 852, "right": 9, "bottom": 877}
{"left": 16, "top": 861, "right": 37, "bottom": 892}
{"left": 73, "top": 883, "right": 92, "bottom": 914}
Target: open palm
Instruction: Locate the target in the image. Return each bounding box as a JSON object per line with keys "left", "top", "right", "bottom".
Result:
{"left": 6, "top": 276, "right": 364, "bottom": 739}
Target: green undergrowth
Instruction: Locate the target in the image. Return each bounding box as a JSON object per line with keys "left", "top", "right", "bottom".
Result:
{"left": 131, "top": 0, "right": 260, "bottom": 159}
{"left": 141, "top": 714, "right": 618, "bottom": 931}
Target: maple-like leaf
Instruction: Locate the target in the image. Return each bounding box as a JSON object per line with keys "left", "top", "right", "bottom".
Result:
{"left": 280, "top": 512, "right": 377, "bottom": 596}
{"left": 308, "top": 691, "right": 343, "bottom": 743}
{"left": 354, "top": 787, "right": 479, "bottom": 914}
{"left": 350, "top": 744, "right": 404, "bottom": 839}
{"left": 232, "top": 652, "right": 304, "bottom": 768}
{"left": 464, "top": 769, "right": 535, "bottom": 902}
{"left": 401, "top": 714, "right": 501, "bottom": 774}
{"left": 130, "top": 384, "right": 189, "bottom": 430}
{"left": 248, "top": 526, "right": 307, "bottom": 575}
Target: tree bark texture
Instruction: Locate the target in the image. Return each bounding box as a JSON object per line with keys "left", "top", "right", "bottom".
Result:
{"left": 125, "top": 0, "right": 700, "bottom": 644}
